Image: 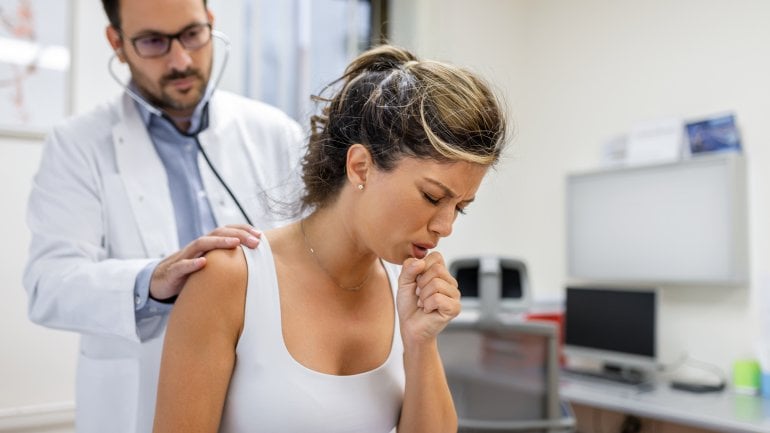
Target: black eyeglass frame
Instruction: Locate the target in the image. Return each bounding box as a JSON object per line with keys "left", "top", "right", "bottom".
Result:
{"left": 121, "top": 22, "right": 213, "bottom": 59}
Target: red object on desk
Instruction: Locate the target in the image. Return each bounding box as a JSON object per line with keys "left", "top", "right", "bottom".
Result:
{"left": 526, "top": 311, "right": 566, "bottom": 366}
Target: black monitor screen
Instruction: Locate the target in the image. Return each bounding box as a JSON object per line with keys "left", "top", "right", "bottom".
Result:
{"left": 456, "top": 266, "right": 479, "bottom": 298}
{"left": 501, "top": 267, "right": 522, "bottom": 299}
{"left": 564, "top": 287, "right": 656, "bottom": 358}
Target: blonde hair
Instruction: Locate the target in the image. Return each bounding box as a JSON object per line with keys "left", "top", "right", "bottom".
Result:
{"left": 301, "top": 44, "right": 507, "bottom": 210}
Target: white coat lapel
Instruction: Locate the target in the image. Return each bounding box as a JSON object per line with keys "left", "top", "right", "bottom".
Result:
{"left": 112, "top": 93, "right": 179, "bottom": 258}
{"left": 197, "top": 96, "right": 251, "bottom": 226}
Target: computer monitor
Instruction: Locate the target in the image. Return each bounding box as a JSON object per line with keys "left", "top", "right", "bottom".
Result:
{"left": 565, "top": 154, "right": 748, "bottom": 285}
{"left": 564, "top": 286, "right": 658, "bottom": 381}
{"left": 450, "top": 256, "right": 531, "bottom": 321}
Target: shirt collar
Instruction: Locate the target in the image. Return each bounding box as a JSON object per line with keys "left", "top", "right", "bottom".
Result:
{"left": 130, "top": 81, "right": 209, "bottom": 134}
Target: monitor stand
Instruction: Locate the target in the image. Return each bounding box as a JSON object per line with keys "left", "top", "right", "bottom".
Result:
{"left": 564, "top": 363, "right": 650, "bottom": 386}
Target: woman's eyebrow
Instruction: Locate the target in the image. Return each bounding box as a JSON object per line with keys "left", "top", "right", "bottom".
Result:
{"left": 423, "top": 178, "right": 476, "bottom": 204}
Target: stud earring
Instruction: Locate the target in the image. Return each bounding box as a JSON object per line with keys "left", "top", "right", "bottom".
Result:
{"left": 357, "top": 184, "right": 364, "bottom": 190}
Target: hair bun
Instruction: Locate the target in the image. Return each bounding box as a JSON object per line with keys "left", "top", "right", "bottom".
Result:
{"left": 344, "top": 45, "right": 418, "bottom": 75}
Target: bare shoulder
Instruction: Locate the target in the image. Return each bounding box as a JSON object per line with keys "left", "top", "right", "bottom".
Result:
{"left": 174, "top": 247, "right": 248, "bottom": 335}
{"left": 184, "top": 247, "right": 247, "bottom": 294}
{"left": 203, "top": 247, "right": 248, "bottom": 279}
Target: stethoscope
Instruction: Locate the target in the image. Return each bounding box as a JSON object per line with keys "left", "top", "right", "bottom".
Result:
{"left": 108, "top": 30, "right": 253, "bottom": 226}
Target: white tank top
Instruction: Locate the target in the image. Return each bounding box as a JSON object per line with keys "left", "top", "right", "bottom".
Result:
{"left": 219, "top": 238, "right": 405, "bottom": 433}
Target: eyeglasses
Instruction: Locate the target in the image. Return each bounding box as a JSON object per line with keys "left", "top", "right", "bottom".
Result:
{"left": 124, "top": 23, "right": 212, "bottom": 59}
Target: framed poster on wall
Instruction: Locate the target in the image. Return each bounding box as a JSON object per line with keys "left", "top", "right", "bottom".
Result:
{"left": 0, "top": 0, "right": 71, "bottom": 138}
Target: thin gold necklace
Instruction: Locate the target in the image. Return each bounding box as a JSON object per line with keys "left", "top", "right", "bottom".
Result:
{"left": 299, "top": 219, "right": 373, "bottom": 291}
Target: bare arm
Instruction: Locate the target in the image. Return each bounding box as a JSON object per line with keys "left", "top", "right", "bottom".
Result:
{"left": 153, "top": 247, "right": 247, "bottom": 433}
{"left": 396, "top": 252, "right": 460, "bottom": 433}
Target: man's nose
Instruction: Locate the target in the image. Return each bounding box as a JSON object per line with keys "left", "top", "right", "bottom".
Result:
{"left": 166, "top": 38, "right": 193, "bottom": 71}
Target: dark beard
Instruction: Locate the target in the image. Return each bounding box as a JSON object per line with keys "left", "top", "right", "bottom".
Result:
{"left": 133, "top": 68, "right": 207, "bottom": 112}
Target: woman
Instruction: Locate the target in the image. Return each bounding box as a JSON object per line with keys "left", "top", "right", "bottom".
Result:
{"left": 153, "top": 44, "right": 507, "bottom": 433}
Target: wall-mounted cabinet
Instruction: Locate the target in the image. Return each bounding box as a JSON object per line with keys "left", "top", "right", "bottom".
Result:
{"left": 566, "top": 153, "right": 748, "bottom": 286}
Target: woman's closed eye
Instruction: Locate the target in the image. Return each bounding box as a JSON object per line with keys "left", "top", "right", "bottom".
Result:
{"left": 423, "top": 192, "right": 467, "bottom": 215}
{"left": 423, "top": 192, "right": 440, "bottom": 205}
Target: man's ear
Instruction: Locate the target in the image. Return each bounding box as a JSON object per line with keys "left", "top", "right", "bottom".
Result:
{"left": 346, "top": 144, "right": 371, "bottom": 188}
{"left": 105, "top": 26, "right": 125, "bottom": 62}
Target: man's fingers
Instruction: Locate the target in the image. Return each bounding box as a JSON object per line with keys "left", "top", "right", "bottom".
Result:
{"left": 224, "top": 224, "right": 262, "bottom": 237}
{"left": 206, "top": 226, "right": 261, "bottom": 248}
{"left": 183, "top": 236, "right": 241, "bottom": 258}
{"left": 168, "top": 257, "right": 207, "bottom": 281}
{"left": 150, "top": 257, "right": 207, "bottom": 300}
{"left": 164, "top": 258, "right": 207, "bottom": 287}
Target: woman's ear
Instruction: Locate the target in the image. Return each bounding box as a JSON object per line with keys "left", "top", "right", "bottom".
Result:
{"left": 346, "top": 144, "right": 371, "bottom": 188}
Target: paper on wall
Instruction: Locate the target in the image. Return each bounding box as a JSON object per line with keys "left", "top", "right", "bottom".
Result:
{"left": 625, "top": 117, "right": 684, "bottom": 166}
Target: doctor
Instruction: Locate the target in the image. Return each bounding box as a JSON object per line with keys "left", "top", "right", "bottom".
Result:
{"left": 22, "top": 0, "right": 304, "bottom": 432}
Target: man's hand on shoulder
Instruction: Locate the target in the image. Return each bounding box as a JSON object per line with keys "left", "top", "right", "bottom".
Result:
{"left": 149, "top": 224, "right": 260, "bottom": 301}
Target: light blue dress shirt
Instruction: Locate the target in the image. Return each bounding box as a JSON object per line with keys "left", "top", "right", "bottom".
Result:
{"left": 132, "top": 90, "right": 218, "bottom": 318}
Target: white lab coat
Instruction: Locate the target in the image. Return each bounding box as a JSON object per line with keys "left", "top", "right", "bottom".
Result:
{"left": 23, "top": 90, "right": 304, "bottom": 433}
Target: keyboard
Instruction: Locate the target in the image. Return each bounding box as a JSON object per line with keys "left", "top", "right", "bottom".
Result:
{"left": 562, "top": 367, "right": 648, "bottom": 386}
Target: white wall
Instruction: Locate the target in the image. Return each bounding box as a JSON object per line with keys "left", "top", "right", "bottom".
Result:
{"left": 391, "top": 0, "right": 770, "bottom": 375}
{"left": 0, "top": 139, "right": 78, "bottom": 431}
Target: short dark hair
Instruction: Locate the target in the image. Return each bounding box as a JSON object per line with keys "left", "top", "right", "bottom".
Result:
{"left": 101, "top": 0, "right": 208, "bottom": 29}
{"left": 301, "top": 44, "right": 508, "bottom": 211}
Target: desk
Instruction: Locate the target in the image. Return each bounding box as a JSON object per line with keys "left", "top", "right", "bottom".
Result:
{"left": 560, "top": 375, "right": 770, "bottom": 433}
